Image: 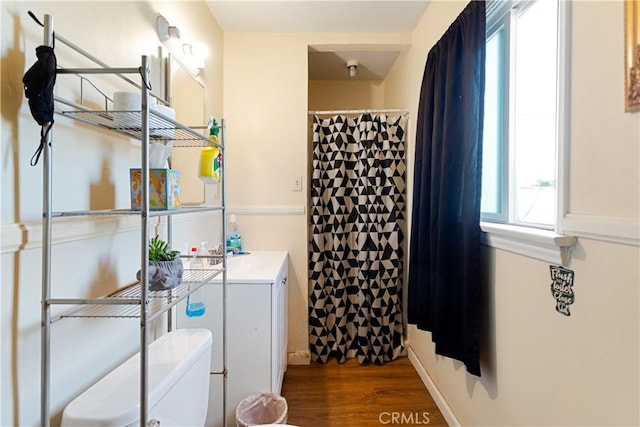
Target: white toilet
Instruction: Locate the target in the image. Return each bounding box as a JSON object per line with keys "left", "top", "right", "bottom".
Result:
{"left": 61, "top": 328, "right": 213, "bottom": 427}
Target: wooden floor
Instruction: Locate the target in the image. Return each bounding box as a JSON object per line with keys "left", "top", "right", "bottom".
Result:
{"left": 281, "top": 357, "right": 447, "bottom": 427}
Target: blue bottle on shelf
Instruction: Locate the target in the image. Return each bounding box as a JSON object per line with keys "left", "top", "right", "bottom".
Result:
{"left": 186, "top": 291, "right": 205, "bottom": 317}
{"left": 186, "top": 246, "right": 205, "bottom": 317}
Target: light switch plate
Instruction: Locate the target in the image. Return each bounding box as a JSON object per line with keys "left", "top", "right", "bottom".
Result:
{"left": 293, "top": 175, "right": 302, "bottom": 191}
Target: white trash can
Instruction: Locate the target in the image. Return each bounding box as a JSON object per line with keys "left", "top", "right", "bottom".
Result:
{"left": 235, "top": 393, "right": 288, "bottom": 427}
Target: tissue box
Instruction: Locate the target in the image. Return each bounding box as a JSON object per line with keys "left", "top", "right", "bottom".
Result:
{"left": 129, "top": 168, "right": 181, "bottom": 210}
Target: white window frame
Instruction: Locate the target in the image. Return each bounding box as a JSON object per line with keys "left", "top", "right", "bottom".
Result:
{"left": 481, "top": 0, "right": 576, "bottom": 265}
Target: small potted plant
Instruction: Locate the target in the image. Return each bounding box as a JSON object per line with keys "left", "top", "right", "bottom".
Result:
{"left": 137, "top": 235, "right": 183, "bottom": 291}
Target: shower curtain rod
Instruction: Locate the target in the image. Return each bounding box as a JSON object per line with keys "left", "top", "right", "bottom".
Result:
{"left": 308, "top": 108, "right": 409, "bottom": 116}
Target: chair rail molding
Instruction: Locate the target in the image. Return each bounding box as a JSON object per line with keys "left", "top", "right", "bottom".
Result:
{"left": 562, "top": 213, "right": 639, "bottom": 247}
{"left": 2, "top": 216, "right": 142, "bottom": 254}
{"left": 227, "top": 205, "right": 306, "bottom": 215}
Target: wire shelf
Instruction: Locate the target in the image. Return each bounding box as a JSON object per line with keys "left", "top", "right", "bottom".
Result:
{"left": 58, "top": 109, "right": 217, "bottom": 148}
{"left": 56, "top": 267, "right": 223, "bottom": 320}
{"left": 51, "top": 205, "right": 224, "bottom": 218}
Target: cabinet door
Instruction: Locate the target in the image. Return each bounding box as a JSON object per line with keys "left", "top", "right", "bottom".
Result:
{"left": 272, "top": 273, "right": 287, "bottom": 393}
{"left": 226, "top": 284, "right": 272, "bottom": 426}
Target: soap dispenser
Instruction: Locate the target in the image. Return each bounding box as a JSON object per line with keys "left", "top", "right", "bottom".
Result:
{"left": 226, "top": 214, "right": 242, "bottom": 253}
{"left": 199, "top": 241, "right": 209, "bottom": 266}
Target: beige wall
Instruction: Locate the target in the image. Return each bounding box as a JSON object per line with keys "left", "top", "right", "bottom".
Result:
{"left": 1, "top": 1, "right": 223, "bottom": 425}
{"left": 385, "top": 1, "right": 640, "bottom": 426}
{"left": 570, "top": 2, "right": 640, "bottom": 217}
{"left": 308, "top": 79, "right": 386, "bottom": 111}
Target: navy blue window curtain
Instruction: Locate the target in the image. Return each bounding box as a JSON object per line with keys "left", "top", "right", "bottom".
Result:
{"left": 407, "top": 0, "right": 486, "bottom": 377}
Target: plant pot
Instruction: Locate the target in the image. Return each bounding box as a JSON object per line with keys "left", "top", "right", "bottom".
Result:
{"left": 136, "top": 259, "right": 184, "bottom": 291}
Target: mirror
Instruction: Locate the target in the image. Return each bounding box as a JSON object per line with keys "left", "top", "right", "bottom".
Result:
{"left": 166, "top": 52, "right": 206, "bottom": 205}
{"left": 626, "top": 0, "right": 640, "bottom": 112}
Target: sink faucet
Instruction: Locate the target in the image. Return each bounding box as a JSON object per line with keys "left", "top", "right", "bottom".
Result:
{"left": 208, "top": 243, "right": 224, "bottom": 257}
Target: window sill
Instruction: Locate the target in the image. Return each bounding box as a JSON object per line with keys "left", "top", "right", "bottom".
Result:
{"left": 480, "top": 222, "right": 577, "bottom": 266}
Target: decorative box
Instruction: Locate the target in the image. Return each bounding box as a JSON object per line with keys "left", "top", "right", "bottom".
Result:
{"left": 129, "top": 168, "right": 181, "bottom": 210}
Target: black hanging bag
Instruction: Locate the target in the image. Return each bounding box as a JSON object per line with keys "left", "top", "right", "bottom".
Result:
{"left": 23, "top": 45, "right": 56, "bottom": 126}
{"left": 22, "top": 13, "right": 57, "bottom": 166}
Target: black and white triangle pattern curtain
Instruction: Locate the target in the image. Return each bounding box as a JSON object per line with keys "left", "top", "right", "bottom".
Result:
{"left": 309, "top": 113, "right": 406, "bottom": 365}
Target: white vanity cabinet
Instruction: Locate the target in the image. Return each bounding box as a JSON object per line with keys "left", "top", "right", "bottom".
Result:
{"left": 177, "top": 251, "right": 288, "bottom": 427}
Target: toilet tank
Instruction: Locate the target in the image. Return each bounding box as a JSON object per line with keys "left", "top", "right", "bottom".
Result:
{"left": 61, "top": 328, "right": 213, "bottom": 427}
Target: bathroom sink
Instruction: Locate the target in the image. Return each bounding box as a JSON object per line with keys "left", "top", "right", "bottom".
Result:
{"left": 211, "top": 251, "right": 288, "bottom": 284}
{"left": 225, "top": 253, "right": 268, "bottom": 270}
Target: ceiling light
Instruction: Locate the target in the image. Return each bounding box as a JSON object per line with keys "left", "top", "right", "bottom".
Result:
{"left": 346, "top": 59, "right": 359, "bottom": 80}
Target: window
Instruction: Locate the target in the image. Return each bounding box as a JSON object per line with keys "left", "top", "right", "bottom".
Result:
{"left": 481, "top": 0, "right": 576, "bottom": 265}
{"left": 482, "top": 0, "right": 560, "bottom": 229}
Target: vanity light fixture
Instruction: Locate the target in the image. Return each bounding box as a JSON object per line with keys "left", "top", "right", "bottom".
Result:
{"left": 156, "top": 14, "right": 181, "bottom": 42}
{"left": 183, "top": 43, "right": 207, "bottom": 71}
{"left": 157, "top": 14, "right": 206, "bottom": 75}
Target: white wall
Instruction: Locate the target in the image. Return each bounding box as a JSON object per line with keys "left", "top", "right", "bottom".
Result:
{"left": 0, "top": 1, "right": 223, "bottom": 425}
{"left": 385, "top": 1, "right": 640, "bottom": 426}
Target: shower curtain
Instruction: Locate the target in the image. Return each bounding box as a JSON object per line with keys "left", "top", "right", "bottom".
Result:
{"left": 308, "top": 113, "right": 406, "bottom": 365}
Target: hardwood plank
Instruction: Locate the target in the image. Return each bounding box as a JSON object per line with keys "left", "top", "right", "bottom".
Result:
{"left": 281, "top": 357, "right": 447, "bottom": 427}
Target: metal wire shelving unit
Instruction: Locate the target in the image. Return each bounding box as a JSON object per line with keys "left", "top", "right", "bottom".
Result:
{"left": 37, "top": 14, "right": 228, "bottom": 427}
{"left": 51, "top": 268, "right": 222, "bottom": 321}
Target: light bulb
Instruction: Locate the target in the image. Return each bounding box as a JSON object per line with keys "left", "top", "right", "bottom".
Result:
{"left": 346, "top": 59, "right": 359, "bottom": 80}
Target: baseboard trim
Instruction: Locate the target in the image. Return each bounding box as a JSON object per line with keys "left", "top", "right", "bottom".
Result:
{"left": 408, "top": 347, "right": 460, "bottom": 427}
{"left": 287, "top": 350, "right": 311, "bottom": 366}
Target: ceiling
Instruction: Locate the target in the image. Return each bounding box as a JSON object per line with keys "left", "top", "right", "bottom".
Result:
{"left": 205, "top": 1, "right": 430, "bottom": 80}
